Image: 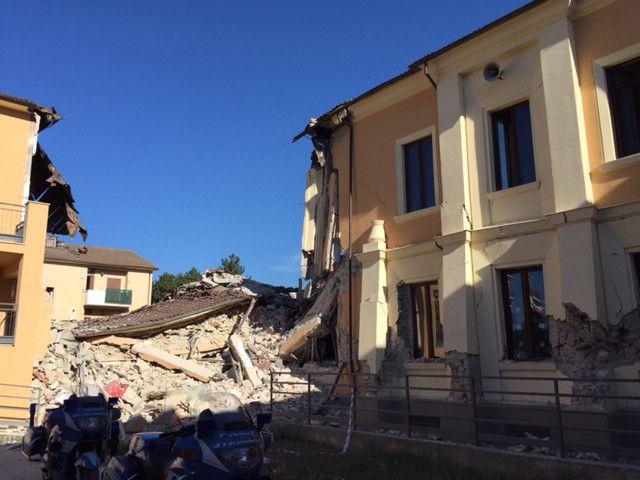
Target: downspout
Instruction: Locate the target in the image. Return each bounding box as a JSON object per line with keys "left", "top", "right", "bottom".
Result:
{"left": 347, "top": 115, "right": 355, "bottom": 375}
{"left": 423, "top": 64, "right": 437, "bottom": 90}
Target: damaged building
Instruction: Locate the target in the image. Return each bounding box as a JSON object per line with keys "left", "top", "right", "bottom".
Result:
{"left": 0, "top": 93, "right": 86, "bottom": 423}
{"left": 294, "top": 0, "right": 640, "bottom": 417}
{"left": 30, "top": 270, "right": 316, "bottom": 429}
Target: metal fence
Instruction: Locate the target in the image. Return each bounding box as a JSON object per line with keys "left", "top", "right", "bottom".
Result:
{"left": 0, "top": 202, "right": 25, "bottom": 242}
{"left": 0, "top": 303, "right": 17, "bottom": 340}
{"left": 270, "top": 370, "right": 640, "bottom": 462}
{"left": 0, "top": 383, "right": 39, "bottom": 428}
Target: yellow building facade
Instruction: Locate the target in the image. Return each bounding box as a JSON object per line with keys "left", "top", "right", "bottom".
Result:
{"left": 298, "top": 0, "right": 640, "bottom": 405}
{"left": 0, "top": 94, "right": 85, "bottom": 422}
{"left": 42, "top": 238, "right": 156, "bottom": 320}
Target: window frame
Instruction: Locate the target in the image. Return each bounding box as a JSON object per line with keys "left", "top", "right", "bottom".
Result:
{"left": 490, "top": 100, "right": 536, "bottom": 191}
{"left": 631, "top": 251, "right": 640, "bottom": 303}
{"left": 593, "top": 42, "right": 640, "bottom": 170}
{"left": 499, "top": 265, "right": 549, "bottom": 361}
{"left": 394, "top": 127, "right": 439, "bottom": 219}
{"left": 409, "top": 281, "right": 443, "bottom": 359}
{"left": 605, "top": 57, "right": 640, "bottom": 159}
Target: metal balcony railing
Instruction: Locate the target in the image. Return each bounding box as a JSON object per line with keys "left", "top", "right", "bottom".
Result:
{"left": 0, "top": 202, "right": 25, "bottom": 242}
{"left": 104, "top": 288, "right": 132, "bottom": 305}
{"left": 84, "top": 288, "right": 133, "bottom": 306}
{"left": 0, "top": 303, "right": 17, "bottom": 342}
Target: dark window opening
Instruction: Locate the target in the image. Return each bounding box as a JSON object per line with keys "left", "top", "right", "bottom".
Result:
{"left": 500, "top": 266, "right": 549, "bottom": 360}
{"left": 606, "top": 57, "right": 640, "bottom": 158}
{"left": 632, "top": 252, "right": 640, "bottom": 298}
{"left": 410, "top": 282, "right": 443, "bottom": 359}
{"left": 404, "top": 136, "right": 436, "bottom": 213}
{"left": 491, "top": 101, "right": 536, "bottom": 191}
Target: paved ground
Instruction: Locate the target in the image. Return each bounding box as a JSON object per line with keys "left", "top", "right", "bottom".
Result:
{"left": 0, "top": 444, "right": 41, "bottom": 480}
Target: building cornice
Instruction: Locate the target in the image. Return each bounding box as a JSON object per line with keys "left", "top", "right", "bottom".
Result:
{"left": 350, "top": 71, "right": 431, "bottom": 122}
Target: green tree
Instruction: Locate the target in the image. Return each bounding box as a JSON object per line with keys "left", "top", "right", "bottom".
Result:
{"left": 152, "top": 267, "right": 200, "bottom": 303}
{"left": 220, "top": 253, "right": 245, "bottom": 275}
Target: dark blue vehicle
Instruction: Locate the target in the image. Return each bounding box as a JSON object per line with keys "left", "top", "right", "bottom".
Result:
{"left": 22, "top": 393, "right": 121, "bottom": 480}
{"left": 102, "top": 393, "right": 272, "bottom": 480}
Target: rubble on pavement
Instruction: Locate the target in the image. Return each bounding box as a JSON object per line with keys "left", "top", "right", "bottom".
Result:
{"left": 30, "top": 269, "right": 336, "bottom": 431}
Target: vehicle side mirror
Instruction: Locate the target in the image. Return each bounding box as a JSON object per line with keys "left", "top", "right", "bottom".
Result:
{"left": 256, "top": 413, "right": 272, "bottom": 428}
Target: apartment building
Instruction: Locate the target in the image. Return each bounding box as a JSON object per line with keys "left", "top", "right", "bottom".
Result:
{"left": 297, "top": 0, "right": 640, "bottom": 403}
{"left": 42, "top": 237, "right": 157, "bottom": 320}
{"left": 0, "top": 93, "right": 85, "bottom": 421}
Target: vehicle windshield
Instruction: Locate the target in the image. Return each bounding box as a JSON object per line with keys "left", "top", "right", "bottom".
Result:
{"left": 164, "top": 392, "right": 253, "bottom": 435}
{"left": 205, "top": 392, "right": 253, "bottom": 431}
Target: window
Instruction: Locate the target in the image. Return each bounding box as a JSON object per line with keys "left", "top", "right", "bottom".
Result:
{"left": 491, "top": 101, "right": 536, "bottom": 191}
{"left": 500, "top": 266, "right": 549, "bottom": 360}
{"left": 403, "top": 136, "right": 436, "bottom": 213}
{"left": 606, "top": 57, "right": 640, "bottom": 158}
{"left": 410, "top": 282, "right": 443, "bottom": 358}
{"left": 45, "top": 286, "right": 54, "bottom": 303}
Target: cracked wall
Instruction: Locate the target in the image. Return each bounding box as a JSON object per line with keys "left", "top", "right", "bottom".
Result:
{"left": 550, "top": 303, "right": 640, "bottom": 407}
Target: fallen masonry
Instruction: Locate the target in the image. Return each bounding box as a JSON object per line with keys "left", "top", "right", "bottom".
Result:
{"left": 31, "top": 269, "right": 337, "bottom": 432}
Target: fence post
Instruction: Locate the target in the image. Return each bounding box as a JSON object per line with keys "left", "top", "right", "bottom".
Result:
{"left": 553, "top": 379, "right": 565, "bottom": 458}
{"left": 307, "top": 373, "right": 311, "bottom": 425}
{"left": 405, "top": 374, "right": 412, "bottom": 438}
{"left": 470, "top": 376, "right": 479, "bottom": 446}
{"left": 269, "top": 371, "right": 274, "bottom": 415}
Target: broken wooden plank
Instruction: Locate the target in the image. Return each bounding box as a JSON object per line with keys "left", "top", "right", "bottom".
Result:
{"left": 131, "top": 342, "right": 214, "bottom": 382}
{"left": 230, "top": 297, "right": 257, "bottom": 337}
{"left": 228, "top": 334, "right": 261, "bottom": 388}
{"left": 170, "top": 337, "right": 227, "bottom": 356}
{"left": 90, "top": 335, "right": 138, "bottom": 347}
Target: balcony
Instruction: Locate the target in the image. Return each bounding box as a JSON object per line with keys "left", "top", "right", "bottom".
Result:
{"left": 0, "top": 203, "right": 25, "bottom": 243}
{"left": 84, "top": 288, "right": 132, "bottom": 307}
{"left": 0, "top": 303, "right": 16, "bottom": 343}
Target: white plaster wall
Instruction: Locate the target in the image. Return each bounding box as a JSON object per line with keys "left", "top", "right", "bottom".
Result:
{"left": 597, "top": 212, "right": 640, "bottom": 325}
{"left": 463, "top": 44, "right": 554, "bottom": 228}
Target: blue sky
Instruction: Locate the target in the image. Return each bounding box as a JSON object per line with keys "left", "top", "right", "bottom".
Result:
{"left": 2, "top": 0, "right": 527, "bottom": 286}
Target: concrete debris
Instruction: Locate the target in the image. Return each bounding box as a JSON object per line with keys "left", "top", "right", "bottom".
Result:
{"left": 131, "top": 343, "right": 215, "bottom": 382}
{"left": 279, "top": 270, "right": 340, "bottom": 358}
{"left": 31, "top": 270, "right": 327, "bottom": 431}
{"left": 549, "top": 303, "right": 640, "bottom": 407}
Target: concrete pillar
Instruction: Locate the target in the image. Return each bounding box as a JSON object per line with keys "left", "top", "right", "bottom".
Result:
{"left": 539, "top": 18, "right": 593, "bottom": 211}
{"left": 440, "top": 231, "right": 478, "bottom": 354}
{"left": 548, "top": 208, "right": 606, "bottom": 324}
{"left": 18, "top": 201, "right": 49, "bottom": 359}
{"left": 357, "top": 220, "right": 388, "bottom": 373}
{"left": 436, "top": 72, "right": 472, "bottom": 236}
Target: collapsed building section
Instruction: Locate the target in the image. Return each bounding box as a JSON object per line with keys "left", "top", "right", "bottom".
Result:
{"left": 31, "top": 270, "right": 316, "bottom": 429}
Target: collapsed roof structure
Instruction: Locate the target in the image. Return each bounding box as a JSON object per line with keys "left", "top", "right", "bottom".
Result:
{"left": 0, "top": 92, "right": 87, "bottom": 240}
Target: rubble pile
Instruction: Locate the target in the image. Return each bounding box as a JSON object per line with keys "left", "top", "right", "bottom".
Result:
{"left": 31, "top": 270, "right": 321, "bottom": 430}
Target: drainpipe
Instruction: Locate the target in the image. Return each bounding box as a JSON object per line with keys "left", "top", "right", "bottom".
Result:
{"left": 347, "top": 116, "right": 355, "bottom": 375}
{"left": 423, "top": 64, "right": 437, "bottom": 90}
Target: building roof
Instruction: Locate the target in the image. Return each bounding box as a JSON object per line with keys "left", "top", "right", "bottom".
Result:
{"left": 44, "top": 243, "right": 158, "bottom": 272}
{"left": 295, "top": 0, "right": 548, "bottom": 138}
{"left": 0, "top": 92, "right": 63, "bottom": 132}
{"left": 74, "top": 285, "right": 251, "bottom": 339}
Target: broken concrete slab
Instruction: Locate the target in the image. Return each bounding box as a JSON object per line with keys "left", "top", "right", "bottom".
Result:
{"left": 279, "top": 270, "right": 340, "bottom": 357}
{"left": 131, "top": 342, "right": 214, "bottom": 382}
{"left": 228, "top": 334, "right": 261, "bottom": 387}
